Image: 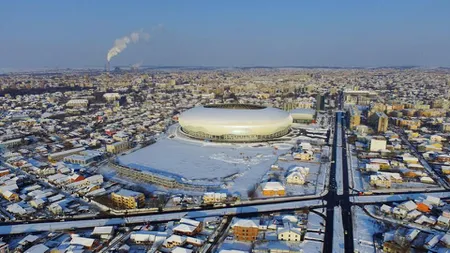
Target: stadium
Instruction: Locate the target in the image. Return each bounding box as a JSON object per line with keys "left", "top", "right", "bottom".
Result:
{"left": 178, "top": 104, "right": 293, "bottom": 142}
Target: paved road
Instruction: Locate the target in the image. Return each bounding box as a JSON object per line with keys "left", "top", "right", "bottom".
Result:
{"left": 323, "top": 92, "right": 354, "bottom": 253}
{"left": 323, "top": 111, "right": 338, "bottom": 253}
{"left": 340, "top": 113, "right": 355, "bottom": 253}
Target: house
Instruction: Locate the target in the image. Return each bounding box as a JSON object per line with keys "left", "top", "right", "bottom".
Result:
{"left": 370, "top": 158, "right": 390, "bottom": 170}
{"left": 426, "top": 196, "right": 441, "bottom": 206}
{"left": 382, "top": 241, "right": 407, "bottom": 253}
{"left": 2, "top": 190, "right": 19, "bottom": 202}
{"left": 398, "top": 201, "right": 417, "bottom": 212}
{"left": 130, "top": 231, "right": 167, "bottom": 244}
{"left": 0, "top": 169, "right": 9, "bottom": 177}
{"left": 378, "top": 172, "right": 403, "bottom": 183}
{"left": 401, "top": 154, "right": 419, "bottom": 164}
{"left": 203, "top": 192, "right": 227, "bottom": 204}
{"left": 261, "top": 182, "right": 285, "bottom": 197}
{"left": 7, "top": 202, "right": 36, "bottom": 216}
{"left": 370, "top": 137, "right": 387, "bottom": 152}
{"left": 442, "top": 209, "right": 450, "bottom": 219}
{"left": 416, "top": 203, "right": 431, "bottom": 213}
{"left": 437, "top": 216, "right": 450, "bottom": 228}
{"left": 173, "top": 218, "right": 202, "bottom": 236}
{"left": 24, "top": 244, "right": 49, "bottom": 253}
{"left": 406, "top": 210, "right": 421, "bottom": 221}
{"left": 231, "top": 218, "right": 259, "bottom": 241}
{"left": 405, "top": 229, "right": 420, "bottom": 242}
{"left": 286, "top": 171, "right": 306, "bottom": 185}
{"left": 440, "top": 233, "right": 450, "bottom": 247}
{"left": 70, "top": 236, "right": 96, "bottom": 249}
{"left": 293, "top": 150, "right": 313, "bottom": 161}
{"left": 67, "top": 175, "right": 104, "bottom": 190}
{"left": 47, "top": 202, "right": 64, "bottom": 215}
{"left": 185, "top": 236, "right": 204, "bottom": 247}
{"left": 424, "top": 234, "right": 440, "bottom": 249}
{"left": 369, "top": 175, "right": 391, "bottom": 188}
{"left": 277, "top": 224, "right": 302, "bottom": 242}
{"left": 420, "top": 177, "right": 435, "bottom": 184}
{"left": 365, "top": 163, "right": 380, "bottom": 172}
{"left": 380, "top": 204, "right": 392, "bottom": 215}
{"left": 414, "top": 215, "right": 436, "bottom": 225}
{"left": 442, "top": 166, "right": 450, "bottom": 175}
{"left": 172, "top": 247, "right": 193, "bottom": 253}
{"left": 29, "top": 198, "right": 46, "bottom": 208}
{"left": 392, "top": 207, "right": 407, "bottom": 219}
{"left": 164, "top": 235, "right": 186, "bottom": 248}
{"left": 92, "top": 226, "right": 115, "bottom": 240}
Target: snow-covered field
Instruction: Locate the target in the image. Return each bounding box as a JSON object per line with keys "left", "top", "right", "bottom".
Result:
{"left": 352, "top": 205, "right": 385, "bottom": 252}
{"left": 116, "top": 124, "right": 296, "bottom": 195}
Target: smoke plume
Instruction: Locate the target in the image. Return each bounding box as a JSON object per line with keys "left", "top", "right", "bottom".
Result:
{"left": 107, "top": 30, "right": 150, "bottom": 62}
{"left": 131, "top": 61, "right": 143, "bottom": 69}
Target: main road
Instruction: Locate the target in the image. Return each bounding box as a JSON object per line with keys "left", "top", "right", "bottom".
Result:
{"left": 323, "top": 109, "right": 354, "bottom": 253}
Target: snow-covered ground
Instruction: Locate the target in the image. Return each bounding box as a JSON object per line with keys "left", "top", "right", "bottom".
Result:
{"left": 112, "top": 123, "right": 331, "bottom": 197}
{"left": 116, "top": 125, "right": 292, "bottom": 196}
{"left": 307, "top": 211, "right": 326, "bottom": 233}
{"left": 352, "top": 205, "right": 385, "bottom": 253}
{"left": 333, "top": 206, "right": 345, "bottom": 253}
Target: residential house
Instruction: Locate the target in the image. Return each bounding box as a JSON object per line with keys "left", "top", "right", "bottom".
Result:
{"left": 261, "top": 182, "right": 285, "bottom": 197}
{"left": 202, "top": 192, "right": 227, "bottom": 204}
{"left": 231, "top": 218, "right": 260, "bottom": 241}
{"left": 173, "top": 218, "right": 202, "bottom": 236}
{"left": 277, "top": 224, "right": 302, "bottom": 242}
{"left": 111, "top": 189, "right": 145, "bottom": 209}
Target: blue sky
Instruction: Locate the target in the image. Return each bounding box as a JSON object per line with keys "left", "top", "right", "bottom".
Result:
{"left": 1, "top": 1, "right": 450, "bottom": 68}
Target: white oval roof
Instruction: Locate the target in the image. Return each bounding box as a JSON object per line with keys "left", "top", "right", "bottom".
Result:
{"left": 179, "top": 105, "right": 293, "bottom": 136}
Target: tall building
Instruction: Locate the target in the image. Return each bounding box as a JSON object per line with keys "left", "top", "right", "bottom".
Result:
{"left": 369, "top": 112, "right": 388, "bottom": 133}
{"left": 347, "top": 105, "right": 361, "bottom": 130}
{"left": 316, "top": 93, "right": 325, "bottom": 111}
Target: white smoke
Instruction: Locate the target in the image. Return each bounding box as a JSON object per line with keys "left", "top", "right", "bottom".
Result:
{"left": 131, "top": 61, "right": 143, "bottom": 69}
{"left": 107, "top": 30, "right": 150, "bottom": 62}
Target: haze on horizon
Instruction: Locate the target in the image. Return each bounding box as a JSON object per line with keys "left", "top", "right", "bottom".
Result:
{"left": 1, "top": 0, "right": 450, "bottom": 70}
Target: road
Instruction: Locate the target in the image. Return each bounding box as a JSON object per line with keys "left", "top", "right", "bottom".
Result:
{"left": 323, "top": 110, "right": 354, "bottom": 253}
{"left": 0, "top": 199, "right": 325, "bottom": 235}
{"left": 322, "top": 111, "right": 338, "bottom": 253}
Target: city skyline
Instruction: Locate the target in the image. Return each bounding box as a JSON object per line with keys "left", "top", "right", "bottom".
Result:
{"left": 2, "top": 0, "right": 450, "bottom": 70}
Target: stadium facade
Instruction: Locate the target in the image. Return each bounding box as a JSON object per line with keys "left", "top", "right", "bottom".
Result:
{"left": 178, "top": 104, "right": 293, "bottom": 142}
